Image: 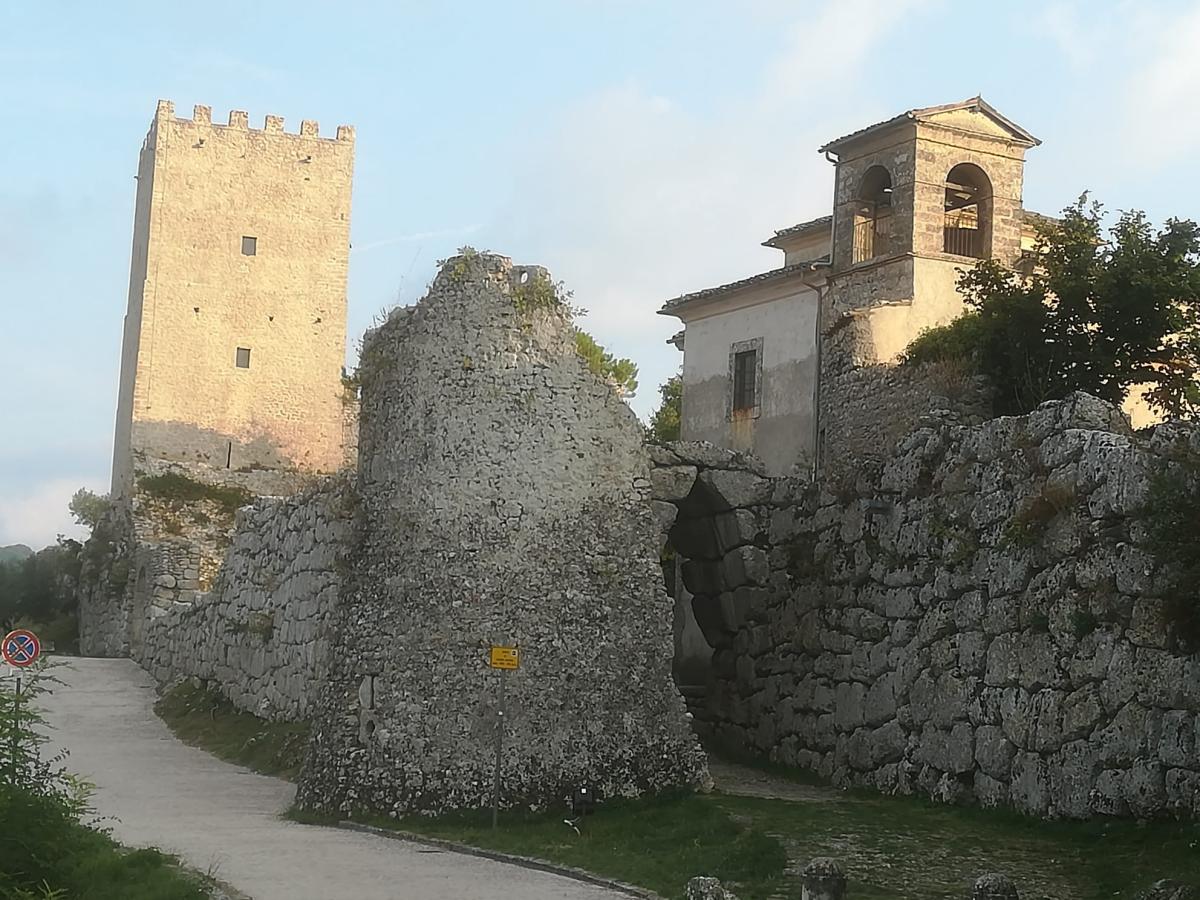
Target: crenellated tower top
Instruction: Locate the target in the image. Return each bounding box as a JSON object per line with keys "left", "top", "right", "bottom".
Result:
{"left": 153, "top": 99, "right": 354, "bottom": 142}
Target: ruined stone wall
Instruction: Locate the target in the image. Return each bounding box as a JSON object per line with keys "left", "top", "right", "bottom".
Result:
{"left": 656, "top": 394, "right": 1200, "bottom": 820}
{"left": 137, "top": 477, "right": 354, "bottom": 720}
{"left": 818, "top": 354, "right": 992, "bottom": 482}
{"left": 80, "top": 457, "right": 316, "bottom": 659}
{"left": 298, "top": 252, "right": 707, "bottom": 817}
{"left": 111, "top": 100, "right": 354, "bottom": 498}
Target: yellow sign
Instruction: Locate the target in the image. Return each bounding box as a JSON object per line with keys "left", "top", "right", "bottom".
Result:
{"left": 489, "top": 646, "right": 520, "bottom": 670}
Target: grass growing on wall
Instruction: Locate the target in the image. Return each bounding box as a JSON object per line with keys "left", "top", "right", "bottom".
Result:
{"left": 154, "top": 683, "right": 309, "bottom": 780}
{"left": 137, "top": 472, "right": 253, "bottom": 517}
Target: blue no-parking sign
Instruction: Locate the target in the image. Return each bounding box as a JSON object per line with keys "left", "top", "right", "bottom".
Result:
{"left": 1, "top": 629, "right": 41, "bottom": 668}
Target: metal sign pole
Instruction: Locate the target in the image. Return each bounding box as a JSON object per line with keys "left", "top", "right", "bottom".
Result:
{"left": 10, "top": 673, "right": 19, "bottom": 784}
{"left": 491, "top": 668, "right": 506, "bottom": 829}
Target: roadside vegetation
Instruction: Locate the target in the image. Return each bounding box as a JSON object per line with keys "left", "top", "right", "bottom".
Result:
{"left": 0, "top": 663, "right": 212, "bottom": 900}
{"left": 291, "top": 769, "right": 1200, "bottom": 900}
{"left": 154, "top": 682, "right": 309, "bottom": 780}
{"left": 0, "top": 488, "right": 116, "bottom": 652}
{"left": 159, "top": 677, "right": 1198, "bottom": 900}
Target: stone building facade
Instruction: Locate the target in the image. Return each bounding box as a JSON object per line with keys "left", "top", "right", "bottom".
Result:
{"left": 659, "top": 97, "right": 1044, "bottom": 477}
{"left": 110, "top": 100, "right": 355, "bottom": 498}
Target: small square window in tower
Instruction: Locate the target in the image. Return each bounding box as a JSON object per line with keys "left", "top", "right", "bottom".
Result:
{"left": 732, "top": 349, "right": 758, "bottom": 413}
{"left": 235, "top": 347, "right": 251, "bottom": 369}
{"left": 241, "top": 235, "right": 257, "bottom": 256}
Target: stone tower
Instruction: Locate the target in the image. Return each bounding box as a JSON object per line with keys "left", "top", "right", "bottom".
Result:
{"left": 110, "top": 100, "right": 355, "bottom": 497}
{"left": 820, "top": 97, "right": 1040, "bottom": 368}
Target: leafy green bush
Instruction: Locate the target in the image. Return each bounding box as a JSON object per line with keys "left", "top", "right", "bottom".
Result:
{"left": 902, "top": 197, "right": 1200, "bottom": 417}
{"left": 573, "top": 330, "right": 639, "bottom": 398}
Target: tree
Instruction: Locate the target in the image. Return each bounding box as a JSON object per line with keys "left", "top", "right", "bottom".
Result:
{"left": 903, "top": 197, "right": 1200, "bottom": 417}
{"left": 648, "top": 373, "right": 682, "bottom": 442}
{"left": 573, "top": 329, "right": 640, "bottom": 398}
{"left": 68, "top": 488, "right": 109, "bottom": 532}
{"left": 0, "top": 539, "right": 82, "bottom": 645}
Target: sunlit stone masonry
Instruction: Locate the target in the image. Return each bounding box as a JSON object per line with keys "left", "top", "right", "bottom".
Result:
{"left": 297, "top": 252, "right": 709, "bottom": 816}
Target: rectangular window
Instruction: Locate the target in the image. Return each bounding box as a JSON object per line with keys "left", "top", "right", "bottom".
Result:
{"left": 241, "top": 235, "right": 257, "bottom": 256}
{"left": 732, "top": 349, "right": 758, "bottom": 412}
{"left": 235, "top": 347, "right": 251, "bottom": 369}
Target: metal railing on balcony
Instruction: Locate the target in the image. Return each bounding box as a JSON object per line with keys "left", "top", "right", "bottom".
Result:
{"left": 852, "top": 214, "right": 894, "bottom": 264}
{"left": 943, "top": 207, "right": 985, "bottom": 258}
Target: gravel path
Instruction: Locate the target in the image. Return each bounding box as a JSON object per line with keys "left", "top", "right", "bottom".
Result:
{"left": 38, "top": 657, "right": 623, "bottom": 900}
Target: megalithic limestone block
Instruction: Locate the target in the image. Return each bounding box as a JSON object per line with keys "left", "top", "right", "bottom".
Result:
{"left": 297, "top": 251, "right": 709, "bottom": 816}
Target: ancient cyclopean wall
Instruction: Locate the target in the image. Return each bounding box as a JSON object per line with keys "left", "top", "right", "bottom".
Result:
{"left": 136, "top": 477, "right": 354, "bottom": 720}
{"left": 653, "top": 394, "right": 1200, "bottom": 820}
{"left": 297, "top": 252, "right": 708, "bottom": 816}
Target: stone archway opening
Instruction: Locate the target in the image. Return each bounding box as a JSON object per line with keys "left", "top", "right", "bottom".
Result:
{"left": 649, "top": 443, "right": 774, "bottom": 736}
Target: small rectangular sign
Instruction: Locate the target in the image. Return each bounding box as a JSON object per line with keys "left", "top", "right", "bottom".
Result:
{"left": 489, "top": 646, "right": 520, "bottom": 670}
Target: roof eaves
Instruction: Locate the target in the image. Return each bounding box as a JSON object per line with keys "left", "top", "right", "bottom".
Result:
{"left": 657, "top": 258, "right": 829, "bottom": 317}
{"left": 819, "top": 96, "right": 1040, "bottom": 155}
{"left": 761, "top": 215, "right": 833, "bottom": 248}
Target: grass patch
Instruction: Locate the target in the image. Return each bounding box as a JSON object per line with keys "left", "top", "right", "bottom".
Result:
{"left": 137, "top": 472, "right": 253, "bottom": 517}
{"left": 303, "top": 771, "right": 1200, "bottom": 900}
{"left": 154, "top": 682, "right": 308, "bottom": 780}
{"left": 0, "top": 788, "right": 211, "bottom": 900}
{"left": 714, "top": 785, "right": 1200, "bottom": 900}
{"left": 336, "top": 791, "right": 790, "bottom": 900}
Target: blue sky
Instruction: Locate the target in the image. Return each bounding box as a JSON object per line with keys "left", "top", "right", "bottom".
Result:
{"left": 3, "top": 0, "right": 1199, "bottom": 549}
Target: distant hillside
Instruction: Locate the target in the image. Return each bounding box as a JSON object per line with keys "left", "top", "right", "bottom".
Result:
{"left": 0, "top": 544, "right": 34, "bottom": 565}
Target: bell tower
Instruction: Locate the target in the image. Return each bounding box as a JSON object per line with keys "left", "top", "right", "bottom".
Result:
{"left": 819, "top": 96, "right": 1039, "bottom": 367}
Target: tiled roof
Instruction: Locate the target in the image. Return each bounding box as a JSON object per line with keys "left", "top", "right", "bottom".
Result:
{"left": 1021, "top": 209, "right": 1059, "bottom": 229}
{"left": 761, "top": 215, "right": 832, "bottom": 248}
{"left": 658, "top": 257, "right": 829, "bottom": 315}
{"left": 819, "top": 96, "right": 1040, "bottom": 155}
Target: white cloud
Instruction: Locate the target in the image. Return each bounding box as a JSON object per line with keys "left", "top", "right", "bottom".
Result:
{"left": 0, "top": 477, "right": 99, "bottom": 551}
{"left": 1119, "top": 3, "right": 1200, "bottom": 167}
{"left": 491, "top": 0, "right": 936, "bottom": 417}
{"left": 1035, "top": 1, "right": 1200, "bottom": 171}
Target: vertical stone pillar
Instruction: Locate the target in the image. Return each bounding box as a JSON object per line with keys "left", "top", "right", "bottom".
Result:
{"left": 973, "top": 874, "right": 1019, "bottom": 899}
{"left": 802, "top": 858, "right": 846, "bottom": 900}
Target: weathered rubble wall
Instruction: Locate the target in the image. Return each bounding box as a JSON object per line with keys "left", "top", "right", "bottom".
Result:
{"left": 77, "top": 457, "right": 352, "bottom": 721}
{"left": 654, "top": 393, "right": 1200, "bottom": 819}
{"left": 818, "top": 334, "right": 992, "bottom": 481}
{"left": 137, "top": 477, "right": 353, "bottom": 720}
{"left": 297, "top": 252, "right": 708, "bottom": 817}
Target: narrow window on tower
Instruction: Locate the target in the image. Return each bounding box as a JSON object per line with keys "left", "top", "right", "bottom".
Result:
{"left": 235, "top": 347, "right": 251, "bottom": 369}
{"left": 241, "top": 235, "right": 257, "bottom": 256}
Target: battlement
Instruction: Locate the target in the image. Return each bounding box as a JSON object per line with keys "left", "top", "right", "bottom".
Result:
{"left": 153, "top": 99, "right": 353, "bottom": 142}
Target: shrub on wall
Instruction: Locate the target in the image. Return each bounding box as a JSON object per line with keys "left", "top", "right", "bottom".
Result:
{"left": 137, "top": 472, "right": 252, "bottom": 517}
